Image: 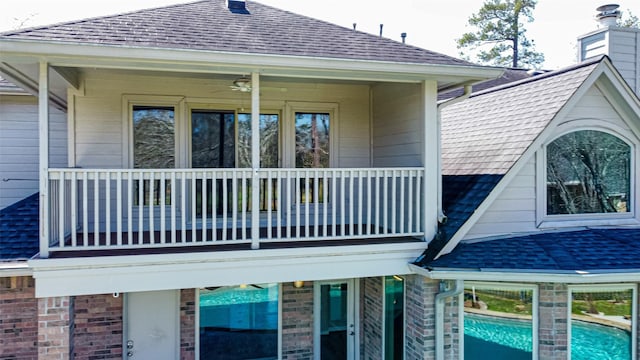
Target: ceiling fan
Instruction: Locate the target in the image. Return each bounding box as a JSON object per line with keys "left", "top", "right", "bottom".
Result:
{"left": 230, "top": 76, "right": 252, "bottom": 92}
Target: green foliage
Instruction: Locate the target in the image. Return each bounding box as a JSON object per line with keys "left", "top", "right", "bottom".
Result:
{"left": 457, "top": 0, "right": 544, "bottom": 68}
{"left": 619, "top": 9, "right": 639, "bottom": 28}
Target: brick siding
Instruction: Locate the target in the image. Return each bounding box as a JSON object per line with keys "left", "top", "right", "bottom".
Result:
{"left": 281, "top": 282, "right": 314, "bottom": 359}
{"left": 0, "top": 276, "right": 38, "bottom": 360}
{"left": 405, "top": 275, "right": 438, "bottom": 359}
{"left": 538, "top": 283, "right": 568, "bottom": 360}
{"left": 73, "top": 294, "right": 122, "bottom": 359}
{"left": 38, "top": 296, "right": 74, "bottom": 360}
{"left": 180, "top": 289, "right": 196, "bottom": 360}
{"left": 361, "top": 277, "right": 383, "bottom": 360}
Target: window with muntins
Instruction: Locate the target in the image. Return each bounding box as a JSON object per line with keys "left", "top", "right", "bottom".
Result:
{"left": 546, "top": 130, "right": 631, "bottom": 215}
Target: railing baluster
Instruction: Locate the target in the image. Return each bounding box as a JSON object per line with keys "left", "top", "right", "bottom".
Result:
{"left": 286, "top": 171, "right": 291, "bottom": 240}
{"left": 212, "top": 171, "right": 217, "bottom": 242}
{"left": 71, "top": 171, "right": 77, "bottom": 248}
{"left": 276, "top": 172, "right": 282, "bottom": 240}
{"left": 160, "top": 171, "right": 166, "bottom": 245}
{"left": 82, "top": 172, "right": 88, "bottom": 247}
{"left": 416, "top": 172, "right": 422, "bottom": 233}
{"left": 383, "top": 171, "right": 388, "bottom": 234}
{"left": 408, "top": 170, "right": 413, "bottom": 233}
{"left": 399, "top": 170, "right": 405, "bottom": 234}
{"left": 94, "top": 171, "right": 100, "bottom": 246}
{"left": 366, "top": 171, "right": 372, "bottom": 236}
{"left": 117, "top": 171, "right": 122, "bottom": 246}
{"left": 171, "top": 171, "right": 176, "bottom": 244}
{"left": 149, "top": 172, "right": 155, "bottom": 244}
{"left": 58, "top": 170, "right": 64, "bottom": 247}
{"left": 105, "top": 172, "right": 111, "bottom": 245}
{"left": 202, "top": 170, "right": 207, "bottom": 242}
{"left": 304, "top": 170, "right": 309, "bottom": 238}
{"left": 358, "top": 171, "right": 363, "bottom": 236}
{"left": 341, "top": 170, "right": 346, "bottom": 237}
{"left": 181, "top": 171, "right": 186, "bottom": 243}
{"left": 138, "top": 173, "right": 143, "bottom": 245}
{"left": 322, "top": 170, "right": 328, "bottom": 237}
{"left": 331, "top": 170, "right": 337, "bottom": 237}
{"left": 127, "top": 170, "right": 133, "bottom": 245}
{"left": 349, "top": 170, "right": 354, "bottom": 237}
{"left": 267, "top": 170, "right": 272, "bottom": 240}
{"left": 222, "top": 170, "right": 228, "bottom": 241}
{"left": 314, "top": 170, "right": 319, "bottom": 238}
{"left": 191, "top": 171, "right": 197, "bottom": 243}
{"left": 295, "top": 171, "right": 301, "bottom": 239}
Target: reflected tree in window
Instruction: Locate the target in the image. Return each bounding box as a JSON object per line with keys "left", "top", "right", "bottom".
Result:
{"left": 547, "top": 130, "right": 631, "bottom": 215}
{"left": 133, "top": 106, "right": 175, "bottom": 169}
{"left": 295, "top": 113, "right": 330, "bottom": 168}
{"left": 238, "top": 114, "right": 279, "bottom": 168}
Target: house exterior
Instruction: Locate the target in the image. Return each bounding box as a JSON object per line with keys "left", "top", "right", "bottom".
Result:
{"left": 0, "top": 1, "right": 638, "bottom": 360}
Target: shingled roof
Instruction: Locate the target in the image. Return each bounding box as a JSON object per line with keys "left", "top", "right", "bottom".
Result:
{"left": 416, "top": 58, "right": 607, "bottom": 263}
{"left": 424, "top": 228, "right": 640, "bottom": 273}
{"left": 0, "top": 193, "right": 39, "bottom": 261}
{"left": 0, "top": 0, "right": 474, "bottom": 67}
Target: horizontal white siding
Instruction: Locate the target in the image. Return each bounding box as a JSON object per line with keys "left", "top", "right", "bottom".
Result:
{"left": 463, "top": 157, "right": 537, "bottom": 240}
{"left": 73, "top": 70, "right": 371, "bottom": 169}
{"left": 371, "top": 83, "right": 423, "bottom": 167}
{"left": 0, "top": 94, "right": 67, "bottom": 209}
{"left": 609, "top": 28, "right": 640, "bottom": 96}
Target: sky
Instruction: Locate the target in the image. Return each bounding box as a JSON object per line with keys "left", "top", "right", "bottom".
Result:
{"left": 1, "top": 0, "right": 639, "bottom": 70}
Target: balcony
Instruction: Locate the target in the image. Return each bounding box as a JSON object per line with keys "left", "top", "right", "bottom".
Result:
{"left": 44, "top": 167, "right": 425, "bottom": 257}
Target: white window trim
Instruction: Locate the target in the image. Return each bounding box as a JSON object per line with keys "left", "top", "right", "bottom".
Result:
{"left": 567, "top": 284, "right": 637, "bottom": 360}
{"left": 195, "top": 284, "right": 283, "bottom": 360}
{"left": 461, "top": 281, "right": 539, "bottom": 360}
{"left": 284, "top": 101, "right": 339, "bottom": 168}
{"left": 536, "top": 123, "right": 640, "bottom": 228}
{"left": 122, "top": 94, "right": 185, "bottom": 169}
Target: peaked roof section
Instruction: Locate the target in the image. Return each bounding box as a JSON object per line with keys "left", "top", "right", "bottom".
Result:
{"left": 425, "top": 228, "right": 640, "bottom": 273}
{"left": 438, "top": 68, "right": 538, "bottom": 101}
{"left": 441, "top": 58, "right": 600, "bottom": 176}
{"left": 0, "top": 193, "right": 39, "bottom": 261}
{"left": 0, "top": 0, "right": 473, "bottom": 67}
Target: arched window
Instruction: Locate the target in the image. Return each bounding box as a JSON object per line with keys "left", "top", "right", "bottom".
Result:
{"left": 546, "top": 130, "right": 631, "bottom": 215}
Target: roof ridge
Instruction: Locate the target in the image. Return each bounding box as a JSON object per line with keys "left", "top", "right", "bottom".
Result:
{"left": 469, "top": 55, "right": 606, "bottom": 98}
{"left": 0, "top": 0, "right": 207, "bottom": 36}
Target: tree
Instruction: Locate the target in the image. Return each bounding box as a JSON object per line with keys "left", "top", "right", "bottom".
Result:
{"left": 457, "top": 0, "right": 544, "bottom": 68}
{"left": 619, "top": 9, "right": 639, "bottom": 28}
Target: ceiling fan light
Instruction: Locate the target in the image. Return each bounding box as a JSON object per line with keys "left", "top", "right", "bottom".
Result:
{"left": 233, "top": 76, "right": 251, "bottom": 89}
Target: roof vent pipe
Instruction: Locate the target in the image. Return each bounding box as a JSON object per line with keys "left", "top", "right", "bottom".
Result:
{"left": 379, "top": 24, "right": 383, "bottom": 37}
{"left": 353, "top": 23, "right": 357, "bottom": 31}
{"left": 596, "top": 4, "right": 621, "bottom": 27}
{"left": 401, "top": 32, "right": 407, "bottom": 43}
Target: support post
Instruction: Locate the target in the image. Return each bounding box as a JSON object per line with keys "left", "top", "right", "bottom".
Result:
{"left": 422, "top": 80, "right": 438, "bottom": 242}
{"left": 251, "top": 72, "right": 260, "bottom": 249}
{"left": 39, "top": 61, "right": 50, "bottom": 258}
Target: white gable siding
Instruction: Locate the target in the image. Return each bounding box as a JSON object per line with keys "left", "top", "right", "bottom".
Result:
{"left": 72, "top": 70, "right": 371, "bottom": 169}
{"left": 462, "top": 85, "right": 635, "bottom": 240}
{"left": 0, "top": 94, "right": 67, "bottom": 209}
{"left": 608, "top": 28, "right": 640, "bottom": 96}
{"left": 371, "top": 83, "right": 423, "bottom": 167}
{"left": 463, "top": 157, "right": 537, "bottom": 240}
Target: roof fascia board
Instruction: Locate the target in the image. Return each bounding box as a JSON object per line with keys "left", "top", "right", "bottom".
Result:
{"left": 413, "top": 267, "right": 640, "bottom": 284}
{"left": 0, "top": 262, "right": 32, "bottom": 277}
{"left": 0, "top": 39, "right": 503, "bottom": 83}
{"left": 436, "top": 62, "right": 607, "bottom": 258}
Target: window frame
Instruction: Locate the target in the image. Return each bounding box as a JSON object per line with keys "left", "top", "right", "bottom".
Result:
{"left": 536, "top": 124, "right": 639, "bottom": 228}
{"left": 567, "top": 284, "right": 637, "bottom": 360}
{"left": 284, "top": 102, "right": 339, "bottom": 168}
{"left": 462, "top": 281, "right": 539, "bottom": 360}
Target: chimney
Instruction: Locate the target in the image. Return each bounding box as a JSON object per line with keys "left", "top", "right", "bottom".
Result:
{"left": 227, "top": 0, "right": 248, "bottom": 13}
{"left": 595, "top": 4, "right": 621, "bottom": 27}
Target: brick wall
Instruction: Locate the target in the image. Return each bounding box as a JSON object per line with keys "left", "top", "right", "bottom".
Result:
{"left": 180, "top": 289, "right": 196, "bottom": 360}
{"left": 443, "top": 291, "right": 460, "bottom": 360}
{"left": 281, "top": 282, "right": 314, "bottom": 359}
{"left": 361, "top": 277, "right": 383, "bottom": 360}
{"left": 538, "top": 283, "right": 568, "bottom": 360}
{"left": 73, "top": 294, "right": 122, "bottom": 359}
{"left": 0, "top": 276, "right": 38, "bottom": 360}
{"left": 38, "top": 296, "right": 74, "bottom": 360}
{"left": 405, "top": 274, "right": 438, "bottom": 359}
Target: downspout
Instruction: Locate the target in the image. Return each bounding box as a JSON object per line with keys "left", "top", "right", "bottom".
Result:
{"left": 436, "top": 85, "right": 472, "bottom": 223}
{"left": 435, "top": 279, "right": 464, "bottom": 360}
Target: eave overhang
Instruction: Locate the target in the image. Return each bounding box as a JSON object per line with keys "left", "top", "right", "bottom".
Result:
{"left": 0, "top": 38, "right": 503, "bottom": 88}
{"left": 409, "top": 263, "right": 640, "bottom": 284}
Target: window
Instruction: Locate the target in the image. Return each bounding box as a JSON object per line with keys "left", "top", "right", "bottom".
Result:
{"left": 132, "top": 105, "right": 175, "bottom": 205}
{"left": 295, "top": 112, "right": 330, "bottom": 203}
{"left": 384, "top": 276, "right": 404, "bottom": 360}
{"left": 568, "top": 285, "right": 636, "bottom": 360}
{"left": 546, "top": 130, "right": 631, "bottom": 215}
{"left": 463, "top": 283, "right": 538, "bottom": 360}
{"left": 198, "top": 284, "right": 280, "bottom": 359}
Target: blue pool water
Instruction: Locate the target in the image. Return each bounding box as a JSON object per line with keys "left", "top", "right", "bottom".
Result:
{"left": 465, "top": 313, "right": 632, "bottom": 360}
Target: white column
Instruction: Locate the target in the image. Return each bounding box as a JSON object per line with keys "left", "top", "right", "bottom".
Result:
{"left": 422, "top": 80, "right": 438, "bottom": 242}
{"left": 251, "top": 72, "right": 260, "bottom": 249}
{"left": 39, "top": 61, "right": 50, "bottom": 258}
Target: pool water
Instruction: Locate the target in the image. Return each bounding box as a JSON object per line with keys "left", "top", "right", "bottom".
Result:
{"left": 464, "top": 313, "right": 632, "bottom": 360}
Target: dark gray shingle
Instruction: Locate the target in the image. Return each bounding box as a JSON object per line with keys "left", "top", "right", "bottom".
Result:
{"left": 0, "top": 193, "right": 39, "bottom": 261}
{"left": 1, "top": 0, "right": 474, "bottom": 66}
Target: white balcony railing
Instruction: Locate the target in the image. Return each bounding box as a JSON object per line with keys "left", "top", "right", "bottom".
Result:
{"left": 44, "top": 167, "right": 424, "bottom": 255}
